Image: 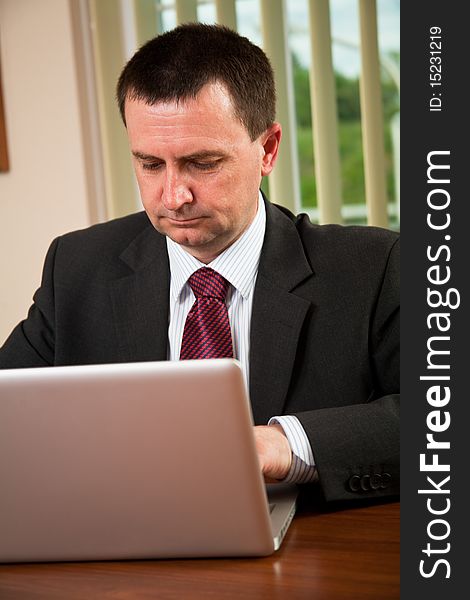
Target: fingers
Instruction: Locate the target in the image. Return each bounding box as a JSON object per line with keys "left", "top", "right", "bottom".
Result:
{"left": 253, "top": 424, "right": 292, "bottom": 482}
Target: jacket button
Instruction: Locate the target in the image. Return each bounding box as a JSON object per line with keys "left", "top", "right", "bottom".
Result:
{"left": 370, "top": 473, "right": 382, "bottom": 490}
{"left": 381, "top": 472, "right": 391, "bottom": 488}
{"left": 348, "top": 474, "right": 361, "bottom": 492}
{"left": 348, "top": 472, "right": 392, "bottom": 493}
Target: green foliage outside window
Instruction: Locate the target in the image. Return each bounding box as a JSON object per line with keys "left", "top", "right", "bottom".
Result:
{"left": 292, "top": 54, "right": 399, "bottom": 222}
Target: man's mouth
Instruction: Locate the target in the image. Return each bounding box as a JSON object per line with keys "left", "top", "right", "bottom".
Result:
{"left": 165, "top": 216, "right": 204, "bottom": 225}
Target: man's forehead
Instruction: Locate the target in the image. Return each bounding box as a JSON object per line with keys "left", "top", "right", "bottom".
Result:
{"left": 125, "top": 82, "right": 236, "bottom": 119}
{"left": 124, "top": 85, "right": 251, "bottom": 152}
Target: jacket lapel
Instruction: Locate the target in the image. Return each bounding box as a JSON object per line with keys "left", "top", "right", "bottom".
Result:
{"left": 110, "top": 224, "right": 170, "bottom": 362}
{"left": 107, "top": 203, "right": 314, "bottom": 418}
{"left": 249, "top": 202, "right": 313, "bottom": 424}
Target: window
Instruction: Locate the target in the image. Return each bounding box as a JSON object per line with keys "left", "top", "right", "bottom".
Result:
{"left": 91, "top": 1, "right": 399, "bottom": 227}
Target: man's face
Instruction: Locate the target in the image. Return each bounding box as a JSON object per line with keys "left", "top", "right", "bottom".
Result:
{"left": 125, "top": 83, "right": 280, "bottom": 263}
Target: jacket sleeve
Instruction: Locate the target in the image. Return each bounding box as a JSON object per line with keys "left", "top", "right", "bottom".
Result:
{"left": 0, "top": 238, "right": 59, "bottom": 369}
{"left": 296, "top": 238, "right": 400, "bottom": 503}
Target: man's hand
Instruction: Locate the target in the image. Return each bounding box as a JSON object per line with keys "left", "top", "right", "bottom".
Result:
{"left": 253, "top": 424, "right": 292, "bottom": 483}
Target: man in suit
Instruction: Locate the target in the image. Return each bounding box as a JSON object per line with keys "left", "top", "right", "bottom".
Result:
{"left": 0, "top": 24, "right": 399, "bottom": 503}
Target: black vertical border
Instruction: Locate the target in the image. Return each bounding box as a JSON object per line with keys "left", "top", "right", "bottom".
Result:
{"left": 401, "top": 3, "right": 466, "bottom": 597}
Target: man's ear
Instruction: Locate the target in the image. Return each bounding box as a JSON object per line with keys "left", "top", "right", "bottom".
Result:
{"left": 260, "top": 123, "right": 282, "bottom": 177}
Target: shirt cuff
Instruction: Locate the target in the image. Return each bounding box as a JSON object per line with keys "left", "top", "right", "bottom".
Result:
{"left": 268, "top": 415, "right": 318, "bottom": 484}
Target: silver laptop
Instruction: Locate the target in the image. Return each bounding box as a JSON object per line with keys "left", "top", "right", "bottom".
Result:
{"left": 0, "top": 358, "right": 297, "bottom": 563}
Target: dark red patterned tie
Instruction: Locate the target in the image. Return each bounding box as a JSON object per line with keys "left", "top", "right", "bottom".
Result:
{"left": 180, "top": 268, "right": 234, "bottom": 360}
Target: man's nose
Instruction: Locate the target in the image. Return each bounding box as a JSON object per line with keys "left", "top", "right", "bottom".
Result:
{"left": 162, "top": 170, "right": 193, "bottom": 211}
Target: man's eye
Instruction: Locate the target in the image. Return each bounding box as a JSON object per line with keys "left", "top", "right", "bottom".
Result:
{"left": 142, "top": 162, "right": 162, "bottom": 171}
{"left": 192, "top": 161, "right": 218, "bottom": 171}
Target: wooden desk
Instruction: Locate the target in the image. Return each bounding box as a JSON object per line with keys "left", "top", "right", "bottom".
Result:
{"left": 0, "top": 499, "right": 399, "bottom": 600}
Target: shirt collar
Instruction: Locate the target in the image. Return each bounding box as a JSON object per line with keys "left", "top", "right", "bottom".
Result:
{"left": 167, "top": 191, "right": 266, "bottom": 302}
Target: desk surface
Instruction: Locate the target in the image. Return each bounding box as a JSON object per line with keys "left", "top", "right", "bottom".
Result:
{"left": 0, "top": 499, "right": 399, "bottom": 600}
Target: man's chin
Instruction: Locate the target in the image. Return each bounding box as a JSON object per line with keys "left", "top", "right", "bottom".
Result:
{"left": 167, "top": 230, "right": 215, "bottom": 251}
{"left": 150, "top": 219, "right": 230, "bottom": 259}
{"left": 168, "top": 230, "right": 232, "bottom": 263}
{"left": 167, "top": 228, "right": 205, "bottom": 244}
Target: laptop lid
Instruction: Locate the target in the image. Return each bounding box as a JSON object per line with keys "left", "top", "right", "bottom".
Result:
{"left": 0, "top": 359, "right": 297, "bottom": 562}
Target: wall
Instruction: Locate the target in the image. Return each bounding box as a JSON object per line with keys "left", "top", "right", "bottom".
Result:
{"left": 0, "top": 0, "right": 92, "bottom": 344}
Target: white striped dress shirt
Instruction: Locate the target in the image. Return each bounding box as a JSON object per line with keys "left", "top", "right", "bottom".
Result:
{"left": 167, "top": 194, "right": 316, "bottom": 484}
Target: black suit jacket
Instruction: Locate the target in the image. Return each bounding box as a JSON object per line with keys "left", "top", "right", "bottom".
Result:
{"left": 0, "top": 200, "right": 400, "bottom": 503}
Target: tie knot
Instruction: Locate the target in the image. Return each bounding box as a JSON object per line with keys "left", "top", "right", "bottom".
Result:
{"left": 188, "top": 268, "right": 230, "bottom": 301}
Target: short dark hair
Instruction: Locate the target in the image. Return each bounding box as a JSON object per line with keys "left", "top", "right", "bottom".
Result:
{"left": 116, "top": 23, "right": 276, "bottom": 140}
